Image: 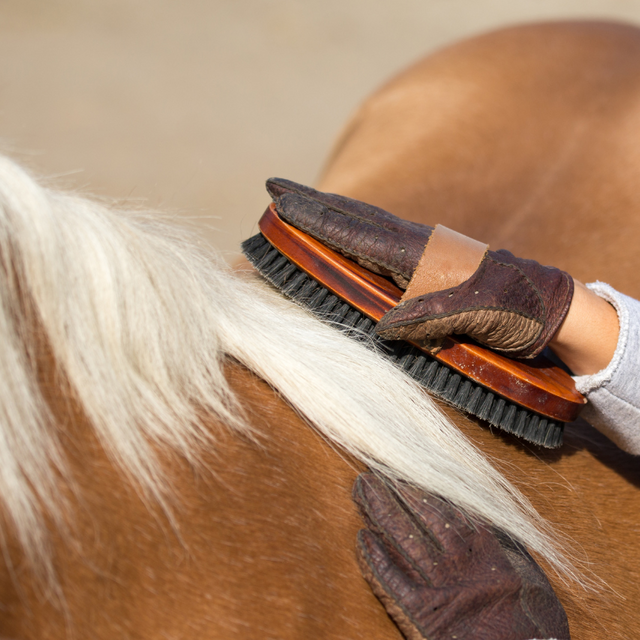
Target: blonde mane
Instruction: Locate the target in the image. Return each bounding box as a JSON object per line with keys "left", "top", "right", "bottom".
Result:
{"left": 0, "top": 155, "right": 577, "bottom": 584}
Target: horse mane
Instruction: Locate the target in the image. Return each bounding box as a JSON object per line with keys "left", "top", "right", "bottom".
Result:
{"left": 0, "top": 155, "right": 578, "bottom": 584}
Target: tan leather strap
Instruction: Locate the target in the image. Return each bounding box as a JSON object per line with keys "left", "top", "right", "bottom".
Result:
{"left": 400, "top": 225, "right": 489, "bottom": 302}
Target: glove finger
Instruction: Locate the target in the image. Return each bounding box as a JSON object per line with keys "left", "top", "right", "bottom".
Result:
{"left": 357, "top": 478, "right": 570, "bottom": 640}
{"left": 398, "top": 487, "right": 569, "bottom": 638}
{"left": 356, "top": 529, "right": 436, "bottom": 640}
{"left": 357, "top": 528, "right": 426, "bottom": 592}
{"left": 398, "top": 491, "right": 525, "bottom": 591}
{"left": 397, "top": 485, "right": 480, "bottom": 556}
{"left": 354, "top": 475, "right": 490, "bottom": 588}
{"left": 353, "top": 475, "right": 442, "bottom": 565}
{"left": 266, "top": 178, "right": 431, "bottom": 241}
{"left": 358, "top": 529, "right": 499, "bottom": 640}
{"left": 268, "top": 181, "right": 432, "bottom": 287}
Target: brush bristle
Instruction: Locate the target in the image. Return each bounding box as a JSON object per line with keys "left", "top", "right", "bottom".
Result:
{"left": 241, "top": 232, "right": 564, "bottom": 448}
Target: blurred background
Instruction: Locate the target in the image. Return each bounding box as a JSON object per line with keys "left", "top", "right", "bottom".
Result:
{"left": 2, "top": 0, "right": 640, "bottom": 262}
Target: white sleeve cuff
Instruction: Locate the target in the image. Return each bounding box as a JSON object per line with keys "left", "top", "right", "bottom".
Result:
{"left": 572, "top": 282, "right": 628, "bottom": 394}
{"left": 572, "top": 282, "right": 640, "bottom": 455}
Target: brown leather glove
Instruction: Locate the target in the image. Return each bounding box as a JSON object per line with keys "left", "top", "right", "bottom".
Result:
{"left": 353, "top": 473, "right": 571, "bottom": 640}
{"left": 266, "top": 178, "right": 574, "bottom": 359}
{"left": 266, "top": 178, "right": 433, "bottom": 289}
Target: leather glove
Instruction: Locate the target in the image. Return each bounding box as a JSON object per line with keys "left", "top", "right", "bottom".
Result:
{"left": 266, "top": 178, "right": 574, "bottom": 359}
{"left": 353, "top": 473, "right": 571, "bottom": 640}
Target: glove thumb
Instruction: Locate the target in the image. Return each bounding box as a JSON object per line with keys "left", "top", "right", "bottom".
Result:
{"left": 376, "top": 279, "right": 546, "bottom": 355}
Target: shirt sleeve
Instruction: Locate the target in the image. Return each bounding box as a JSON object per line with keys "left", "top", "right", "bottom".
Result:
{"left": 572, "top": 282, "right": 640, "bottom": 454}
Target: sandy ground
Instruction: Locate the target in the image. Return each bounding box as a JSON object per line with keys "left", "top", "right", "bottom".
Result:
{"left": 2, "top": 0, "right": 640, "bottom": 261}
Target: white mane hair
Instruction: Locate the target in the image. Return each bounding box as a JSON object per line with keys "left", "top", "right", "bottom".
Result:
{"left": 0, "top": 154, "right": 578, "bottom": 585}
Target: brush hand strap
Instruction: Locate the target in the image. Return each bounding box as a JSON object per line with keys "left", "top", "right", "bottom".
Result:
{"left": 400, "top": 224, "right": 488, "bottom": 300}
{"left": 378, "top": 246, "right": 574, "bottom": 359}
{"left": 352, "top": 473, "right": 571, "bottom": 640}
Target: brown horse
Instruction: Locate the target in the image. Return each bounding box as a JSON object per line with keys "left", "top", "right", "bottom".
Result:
{"left": 1, "top": 19, "right": 640, "bottom": 640}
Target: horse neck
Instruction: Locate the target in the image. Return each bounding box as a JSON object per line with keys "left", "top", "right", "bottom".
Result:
{"left": 6, "top": 324, "right": 639, "bottom": 640}
{"left": 0, "top": 360, "right": 401, "bottom": 640}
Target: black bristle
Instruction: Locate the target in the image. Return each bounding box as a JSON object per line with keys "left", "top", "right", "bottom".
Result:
{"left": 408, "top": 354, "right": 428, "bottom": 379}
{"left": 255, "top": 247, "right": 280, "bottom": 272}
{"left": 241, "top": 233, "right": 265, "bottom": 254}
{"left": 477, "top": 392, "right": 495, "bottom": 422}
{"left": 442, "top": 373, "right": 461, "bottom": 401}
{"left": 419, "top": 360, "right": 440, "bottom": 388}
{"left": 432, "top": 366, "right": 451, "bottom": 394}
{"left": 490, "top": 398, "right": 506, "bottom": 426}
{"left": 334, "top": 302, "right": 352, "bottom": 322}
{"left": 512, "top": 410, "right": 528, "bottom": 437}
{"left": 298, "top": 278, "right": 320, "bottom": 300}
{"left": 545, "top": 423, "right": 563, "bottom": 448}
{"left": 317, "top": 294, "right": 340, "bottom": 316}
{"left": 524, "top": 415, "right": 540, "bottom": 440}
{"left": 355, "top": 316, "right": 375, "bottom": 335}
{"left": 465, "top": 385, "right": 485, "bottom": 415}
{"left": 398, "top": 352, "right": 415, "bottom": 371}
{"left": 242, "top": 231, "right": 565, "bottom": 448}
{"left": 342, "top": 308, "right": 362, "bottom": 331}
{"left": 308, "top": 286, "right": 330, "bottom": 310}
{"left": 243, "top": 235, "right": 271, "bottom": 262}
{"left": 269, "top": 256, "right": 294, "bottom": 286}
{"left": 452, "top": 379, "right": 472, "bottom": 407}
{"left": 281, "top": 270, "right": 308, "bottom": 296}
{"left": 538, "top": 420, "right": 551, "bottom": 446}
{"left": 500, "top": 404, "right": 517, "bottom": 431}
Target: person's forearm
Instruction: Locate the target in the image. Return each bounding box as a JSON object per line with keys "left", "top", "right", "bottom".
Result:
{"left": 549, "top": 280, "right": 620, "bottom": 376}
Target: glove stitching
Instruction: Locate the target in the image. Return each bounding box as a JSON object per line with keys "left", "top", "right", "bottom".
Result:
{"left": 312, "top": 236, "right": 412, "bottom": 282}
{"left": 488, "top": 254, "right": 547, "bottom": 321}
{"left": 277, "top": 192, "right": 397, "bottom": 232}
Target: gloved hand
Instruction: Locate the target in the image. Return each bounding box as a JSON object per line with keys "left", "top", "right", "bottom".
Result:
{"left": 266, "top": 178, "right": 574, "bottom": 359}
{"left": 353, "top": 473, "right": 571, "bottom": 640}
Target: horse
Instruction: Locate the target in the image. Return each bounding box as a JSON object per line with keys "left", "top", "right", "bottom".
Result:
{"left": 0, "top": 19, "right": 639, "bottom": 640}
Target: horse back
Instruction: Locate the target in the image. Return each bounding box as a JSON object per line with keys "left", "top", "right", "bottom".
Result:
{"left": 319, "top": 21, "right": 640, "bottom": 299}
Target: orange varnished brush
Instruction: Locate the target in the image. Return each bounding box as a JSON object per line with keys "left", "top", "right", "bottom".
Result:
{"left": 242, "top": 203, "right": 585, "bottom": 448}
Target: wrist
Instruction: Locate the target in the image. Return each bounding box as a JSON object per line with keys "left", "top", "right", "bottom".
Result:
{"left": 549, "top": 280, "right": 620, "bottom": 376}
